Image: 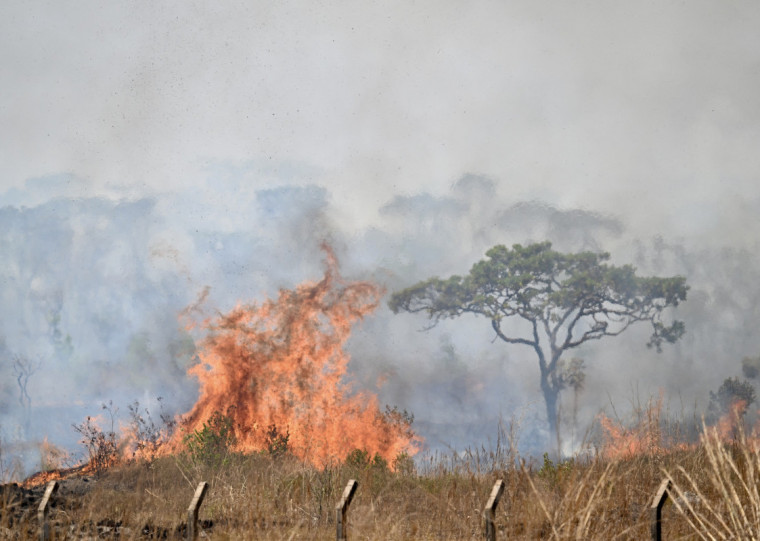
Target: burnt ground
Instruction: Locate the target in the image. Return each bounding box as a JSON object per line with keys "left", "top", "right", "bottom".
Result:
{"left": 1, "top": 475, "right": 91, "bottom": 538}
{"left": 0, "top": 473, "right": 207, "bottom": 539}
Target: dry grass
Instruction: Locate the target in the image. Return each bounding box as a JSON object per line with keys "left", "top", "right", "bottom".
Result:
{"left": 665, "top": 422, "right": 760, "bottom": 540}
{"left": 2, "top": 433, "right": 754, "bottom": 540}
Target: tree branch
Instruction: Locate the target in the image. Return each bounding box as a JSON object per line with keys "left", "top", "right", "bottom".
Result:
{"left": 491, "top": 319, "right": 536, "bottom": 348}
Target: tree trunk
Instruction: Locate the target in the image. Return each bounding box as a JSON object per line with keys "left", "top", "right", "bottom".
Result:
{"left": 540, "top": 375, "right": 560, "bottom": 456}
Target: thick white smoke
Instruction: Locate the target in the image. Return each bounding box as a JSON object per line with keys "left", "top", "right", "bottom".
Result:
{"left": 3, "top": 174, "right": 759, "bottom": 474}
{"left": 3, "top": 0, "right": 760, "bottom": 474}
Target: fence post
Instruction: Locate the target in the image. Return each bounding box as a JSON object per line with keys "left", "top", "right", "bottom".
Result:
{"left": 483, "top": 479, "right": 505, "bottom": 541}
{"left": 37, "top": 480, "right": 59, "bottom": 541}
{"left": 187, "top": 481, "right": 209, "bottom": 540}
{"left": 335, "top": 479, "right": 358, "bottom": 541}
{"left": 650, "top": 478, "right": 671, "bottom": 541}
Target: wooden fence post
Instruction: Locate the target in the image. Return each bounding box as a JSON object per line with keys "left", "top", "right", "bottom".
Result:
{"left": 187, "top": 481, "right": 209, "bottom": 540}
{"left": 483, "top": 479, "right": 505, "bottom": 541}
{"left": 335, "top": 479, "right": 358, "bottom": 541}
{"left": 650, "top": 479, "right": 671, "bottom": 541}
{"left": 37, "top": 480, "right": 59, "bottom": 541}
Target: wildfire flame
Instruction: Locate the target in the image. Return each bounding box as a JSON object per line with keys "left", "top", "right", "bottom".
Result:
{"left": 715, "top": 399, "right": 748, "bottom": 441}
{"left": 22, "top": 464, "right": 91, "bottom": 489}
{"left": 168, "top": 245, "right": 421, "bottom": 465}
{"left": 597, "top": 394, "right": 760, "bottom": 461}
{"left": 597, "top": 394, "right": 665, "bottom": 460}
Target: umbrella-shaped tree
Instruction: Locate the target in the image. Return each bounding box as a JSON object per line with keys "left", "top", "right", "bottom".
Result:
{"left": 389, "top": 242, "right": 688, "bottom": 448}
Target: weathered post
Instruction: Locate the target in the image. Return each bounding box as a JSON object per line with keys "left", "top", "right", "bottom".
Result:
{"left": 483, "top": 479, "right": 505, "bottom": 541}
{"left": 335, "top": 479, "right": 358, "bottom": 541}
{"left": 187, "top": 481, "right": 209, "bottom": 540}
{"left": 37, "top": 480, "right": 59, "bottom": 541}
{"left": 650, "top": 478, "right": 671, "bottom": 541}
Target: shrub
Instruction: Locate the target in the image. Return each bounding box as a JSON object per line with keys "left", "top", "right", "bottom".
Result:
{"left": 345, "top": 448, "right": 388, "bottom": 471}
{"left": 537, "top": 452, "right": 574, "bottom": 487}
{"left": 127, "top": 398, "right": 176, "bottom": 461}
{"left": 72, "top": 402, "right": 119, "bottom": 476}
{"left": 392, "top": 452, "right": 416, "bottom": 476}
{"left": 183, "top": 409, "right": 237, "bottom": 466}
{"left": 265, "top": 423, "right": 289, "bottom": 458}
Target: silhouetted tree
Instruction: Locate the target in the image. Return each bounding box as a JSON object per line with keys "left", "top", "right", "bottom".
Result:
{"left": 12, "top": 354, "right": 41, "bottom": 434}
{"left": 390, "top": 242, "right": 688, "bottom": 449}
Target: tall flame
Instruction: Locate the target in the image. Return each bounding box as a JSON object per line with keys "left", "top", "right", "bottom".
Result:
{"left": 169, "top": 246, "right": 420, "bottom": 466}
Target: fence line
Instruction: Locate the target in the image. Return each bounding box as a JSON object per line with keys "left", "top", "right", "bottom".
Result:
{"left": 649, "top": 479, "right": 672, "bottom": 541}
{"left": 30, "top": 475, "right": 683, "bottom": 540}
{"left": 484, "top": 479, "right": 505, "bottom": 541}
{"left": 187, "top": 481, "right": 209, "bottom": 540}
{"left": 335, "top": 479, "right": 358, "bottom": 541}
{"left": 37, "top": 480, "right": 58, "bottom": 541}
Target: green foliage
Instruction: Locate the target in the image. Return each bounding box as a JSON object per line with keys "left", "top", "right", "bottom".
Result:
{"left": 392, "top": 452, "right": 417, "bottom": 476}
{"left": 389, "top": 241, "right": 689, "bottom": 438}
{"left": 537, "top": 452, "right": 574, "bottom": 487}
{"left": 389, "top": 242, "right": 688, "bottom": 352}
{"left": 345, "top": 448, "right": 371, "bottom": 468}
{"left": 345, "top": 448, "right": 388, "bottom": 471}
{"left": 183, "top": 409, "right": 237, "bottom": 466}
{"left": 265, "top": 423, "right": 290, "bottom": 458}
{"left": 372, "top": 453, "right": 388, "bottom": 470}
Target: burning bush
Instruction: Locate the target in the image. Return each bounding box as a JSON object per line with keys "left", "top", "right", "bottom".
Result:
{"left": 71, "top": 418, "right": 117, "bottom": 476}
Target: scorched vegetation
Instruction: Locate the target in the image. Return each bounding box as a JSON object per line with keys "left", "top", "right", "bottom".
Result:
{"left": 4, "top": 407, "right": 760, "bottom": 539}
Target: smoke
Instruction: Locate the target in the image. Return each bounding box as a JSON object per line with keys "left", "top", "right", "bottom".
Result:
{"left": 346, "top": 179, "right": 760, "bottom": 457}
{"left": 3, "top": 1, "right": 760, "bottom": 473}
{"left": 3, "top": 172, "right": 758, "bottom": 473}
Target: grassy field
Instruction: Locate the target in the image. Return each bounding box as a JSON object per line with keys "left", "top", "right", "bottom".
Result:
{"left": 2, "top": 421, "right": 760, "bottom": 540}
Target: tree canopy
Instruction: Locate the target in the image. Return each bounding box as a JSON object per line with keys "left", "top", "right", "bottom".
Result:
{"left": 389, "top": 242, "right": 689, "bottom": 447}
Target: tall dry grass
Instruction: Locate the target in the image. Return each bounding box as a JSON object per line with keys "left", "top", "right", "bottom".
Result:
{"left": 664, "top": 420, "right": 760, "bottom": 540}
{"left": 0, "top": 443, "right": 720, "bottom": 539}
{"left": 4, "top": 414, "right": 760, "bottom": 539}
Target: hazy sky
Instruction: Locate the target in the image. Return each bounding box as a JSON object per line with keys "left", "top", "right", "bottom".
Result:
{"left": 3, "top": 1, "right": 760, "bottom": 238}
{"left": 3, "top": 1, "right": 760, "bottom": 462}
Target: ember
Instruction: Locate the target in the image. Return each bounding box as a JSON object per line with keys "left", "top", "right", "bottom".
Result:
{"left": 21, "top": 464, "right": 90, "bottom": 489}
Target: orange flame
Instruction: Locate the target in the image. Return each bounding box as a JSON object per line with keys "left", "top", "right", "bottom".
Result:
{"left": 597, "top": 394, "right": 666, "bottom": 460}
{"left": 168, "top": 245, "right": 421, "bottom": 466}
{"left": 596, "top": 393, "right": 760, "bottom": 461}
{"left": 22, "top": 463, "right": 93, "bottom": 489}
{"left": 715, "top": 399, "right": 748, "bottom": 441}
